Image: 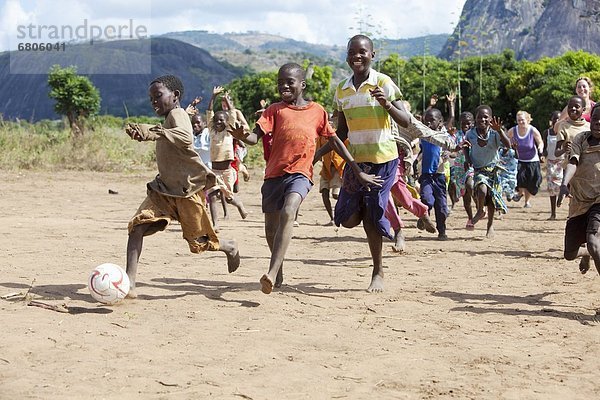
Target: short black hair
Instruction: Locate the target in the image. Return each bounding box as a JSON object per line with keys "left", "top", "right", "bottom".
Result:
{"left": 347, "top": 34, "right": 373, "bottom": 51}
{"left": 591, "top": 102, "right": 600, "bottom": 116}
{"left": 150, "top": 75, "right": 184, "bottom": 99}
{"left": 425, "top": 107, "right": 443, "bottom": 120}
{"left": 279, "top": 63, "right": 306, "bottom": 80}
{"left": 569, "top": 95, "right": 585, "bottom": 106}
{"left": 475, "top": 104, "right": 492, "bottom": 117}
{"left": 459, "top": 111, "right": 474, "bottom": 121}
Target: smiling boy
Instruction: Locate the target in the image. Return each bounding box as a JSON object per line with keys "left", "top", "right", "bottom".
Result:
{"left": 124, "top": 75, "right": 240, "bottom": 298}
{"left": 229, "top": 63, "right": 377, "bottom": 294}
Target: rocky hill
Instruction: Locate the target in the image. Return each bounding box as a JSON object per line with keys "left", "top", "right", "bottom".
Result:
{"left": 0, "top": 38, "right": 240, "bottom": 121}
{"left": 439, "top": 0, "right": 600, "bottom": 60}
{"left": 161, "top": 31, "right": 448, "bottom": 75}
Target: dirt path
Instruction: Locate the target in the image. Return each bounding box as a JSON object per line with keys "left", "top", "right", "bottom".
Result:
{"left": 0, "top": 169, "right": 598, "bottom": 399}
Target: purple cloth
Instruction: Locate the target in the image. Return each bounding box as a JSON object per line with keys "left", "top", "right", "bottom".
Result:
{"left": 334, "top": 159, "right": 398, "bottom": 240}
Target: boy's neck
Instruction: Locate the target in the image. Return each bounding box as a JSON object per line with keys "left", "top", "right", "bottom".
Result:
{"left": 285, "top": 97, "right": 308, "bottom": 107}
{"left": 352, "top": 69, "right": 371, "bottom": 89}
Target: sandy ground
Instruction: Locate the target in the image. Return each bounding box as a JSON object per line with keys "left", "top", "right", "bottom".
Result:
{"left": 1, "top": 168, "right": 599, "bottom": 399}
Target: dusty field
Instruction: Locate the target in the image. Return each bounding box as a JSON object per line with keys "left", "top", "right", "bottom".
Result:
{"left": 1, "top": 168, "right": 599, "bottom": 399}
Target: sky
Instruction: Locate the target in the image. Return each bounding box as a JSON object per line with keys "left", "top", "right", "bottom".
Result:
{"left": 0, "top": 0, "right": 467, "bottom": 52}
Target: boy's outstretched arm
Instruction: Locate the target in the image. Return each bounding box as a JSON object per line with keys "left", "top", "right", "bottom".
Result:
{"left": 228, "top": 121, "right": 263, "bottom": 145}
{"left": 328, "top": 134, "right": 383, "bottom": 189}
{"left": 314, "top": 111, "right": 348, "bottom": 164}
{"left": 557, "top": 162, "right": 577, "bottom": 207}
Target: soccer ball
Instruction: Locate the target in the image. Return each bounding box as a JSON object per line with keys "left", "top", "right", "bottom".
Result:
{"left": 88, "top": 263, "right": 130, "bottom": 305}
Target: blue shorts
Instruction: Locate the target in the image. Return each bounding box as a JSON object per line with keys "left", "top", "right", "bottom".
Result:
{"left": 334, "top": 159, "right": 398, "bottom": 240}
{"left": 261, "top": 173, "right": 312, "bottom": 213}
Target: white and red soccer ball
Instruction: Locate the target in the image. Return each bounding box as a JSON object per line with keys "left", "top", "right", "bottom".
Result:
{"left": 87, "top": 263, "right": 130, "bottom": 305}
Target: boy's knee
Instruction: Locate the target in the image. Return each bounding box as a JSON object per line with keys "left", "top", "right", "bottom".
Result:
{"left": 586, "top": 234, "right": 600, "bottom": 257}
{"left": 564, "top": 250, "right": 579, "bottom": 261}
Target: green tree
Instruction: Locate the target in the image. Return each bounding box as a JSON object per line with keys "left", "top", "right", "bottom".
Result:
{"left": 507, "top": 50, "right": 600, "bottom": 127}
{"left": 226, "top": 71, "right": 278, "bottom": 122}
{"left": 48, "top": 65, "right": 101, "bottom": 137}
{"left": 304, "top": 61, "right": 334, "bottom": 110}
{"left": 459, "top": 49, "right": 521, "bottom": 124}
{"left": 381, "top": 55, "right": 454, "bottom": 116}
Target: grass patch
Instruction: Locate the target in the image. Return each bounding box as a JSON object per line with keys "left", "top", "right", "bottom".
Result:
{"left": 0, "top": 115, "right": 265, "bottom": 171}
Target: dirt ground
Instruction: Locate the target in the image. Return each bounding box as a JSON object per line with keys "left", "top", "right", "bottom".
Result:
{"left": 1, "top": 168, "right": 599, "bottom": 399}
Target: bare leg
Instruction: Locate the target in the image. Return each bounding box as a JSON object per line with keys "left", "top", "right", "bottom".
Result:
{"left": 264, "top": 210, "right": 284, "bottom": 288}
{"left": 549, "top": 195, "right": 557, "bottom": 220}
{"left": 208, "top": 191, "right": 221, "bottom": 230}
{"left": 220, "top": 191, "right": 229, "bottom": 219}
{"left": 587, "top": 232, "right": 600, "bottom": 276}
{"left": 463, "top": 177, "right": 474, "bottom": 221}
{"left": 260, "top": 193, "right": 302, "bottom": 294}
{"left": 524, "top": 189, "right": 532, "bottom": 207}
{"left": 472, "top": 184, "right": 487, "bottom": 225}
{"left": 126, "top": 224, "right": 152, "bottom": 299}
{"left": 485, "top": 201, "right": 495, "bottom": 238}
{"left": 217, "top": 238, "right": 240, "bottom": 273}
{"left": 227, "top": 195, "right": 248, "bottom": 219}
{"left": 321, "top": 189, "right": 334, "bottom": 224}
{"left": 392, "top": 228, "right": 406, "bottom": 252}
{"left": 363, "top": 210, "right": 384, "bottom": 293}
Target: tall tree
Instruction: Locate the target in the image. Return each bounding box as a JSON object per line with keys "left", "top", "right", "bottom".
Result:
{"left": 48, "top": 65, "right": 101, "bottom": 137}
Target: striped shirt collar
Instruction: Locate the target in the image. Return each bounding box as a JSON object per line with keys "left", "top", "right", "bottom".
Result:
{"left": 341, "top": 68, "right": 378, "bottom": 91}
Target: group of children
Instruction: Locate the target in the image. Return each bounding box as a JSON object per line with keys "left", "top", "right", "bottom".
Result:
{"left": 121, "top": 34, "right": 600, "bottom": 298}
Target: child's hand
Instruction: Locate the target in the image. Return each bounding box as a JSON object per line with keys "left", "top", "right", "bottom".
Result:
{"left": 429, "top": 94, "right": 438, "bottom": 107}
{"left": 454, "top": 139, "right": 470, "bottom": 152}
{"left": 190, "top": 96, "right": 202, "bottom": 106}
{"left": 255, "top": 99, "right": 268, "bottom": 117}
{"left": 557, "top": 184, "right": 570, "bottom": 207}
{"left": 212, "top": 86, "right": 224, "bottom": 96}
{"left": 185, "top": 104, "right": 198, "bottom": 116}
{"left": 490, "top": 116, "right": 503, "bottom": 132}
{"left": 565, "top": 141, "right": 573, "bottom": 153}
{"left": 357, "top": 171, "right": 384, "bottom": 190}
{"left": 125, "top": 124, "right": 142, "bottom": 141}
{"left": 446, "top": 91, "right": 456, "bottom": 103}
{"left": 227, "top": 121, "right": 249, "bottom": 140}
{"left": 369, "top": 86, "right": 388, "bottom": 108}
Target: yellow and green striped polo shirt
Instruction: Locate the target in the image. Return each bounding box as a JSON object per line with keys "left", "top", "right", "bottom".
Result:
{"left": 333, "top": 69, "right": 402, "bottom": 163}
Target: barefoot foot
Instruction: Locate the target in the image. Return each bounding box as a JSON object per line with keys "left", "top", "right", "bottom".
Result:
{"left": 486, "top": 226, "right": 495, "bottom": 239}
{"left": 224, "top": 242, "right": 240, "bottom": 273}
{"left": 260, "top": 274, "right": 274, "bottom": 294}
{"left": 392, "top": 230, "right": 406, "bottom": 252}
{"left": 471, "top": 210, "right": 486, "bottom": 225}
{"left": 126, "top": 288, "right": 138, "bottom": 299}
{"left": 275, "top": 268, "right": 283, "bottom": 288}
{"left": 367, "top": 274, "right": 384, "bottom": 293}
{"left": 579, "top": 255, "right": 591, "bottom": 274}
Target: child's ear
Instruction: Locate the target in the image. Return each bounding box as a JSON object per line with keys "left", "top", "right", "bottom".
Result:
{"left": 301, "top": 80, "right": 307, "bottom": 90}
{"left": 173, "top": 90, "right": 181, "bottom": 102}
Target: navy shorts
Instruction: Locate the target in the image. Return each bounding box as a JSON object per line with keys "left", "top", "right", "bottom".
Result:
{"left": 261, "top": 173, "right": 312, "bottom": 213}
{"left": 564, "top": 203, "right": 600, "bottom": 257}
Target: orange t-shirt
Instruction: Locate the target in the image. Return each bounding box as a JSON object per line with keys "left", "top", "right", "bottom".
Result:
{"left": 257, "top": 101, "right": 335, "bottom": 181}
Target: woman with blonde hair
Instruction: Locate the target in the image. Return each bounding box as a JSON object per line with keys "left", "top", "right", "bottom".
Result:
{"left": 509, "top": 110, "right": 544, "bottom": 208}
